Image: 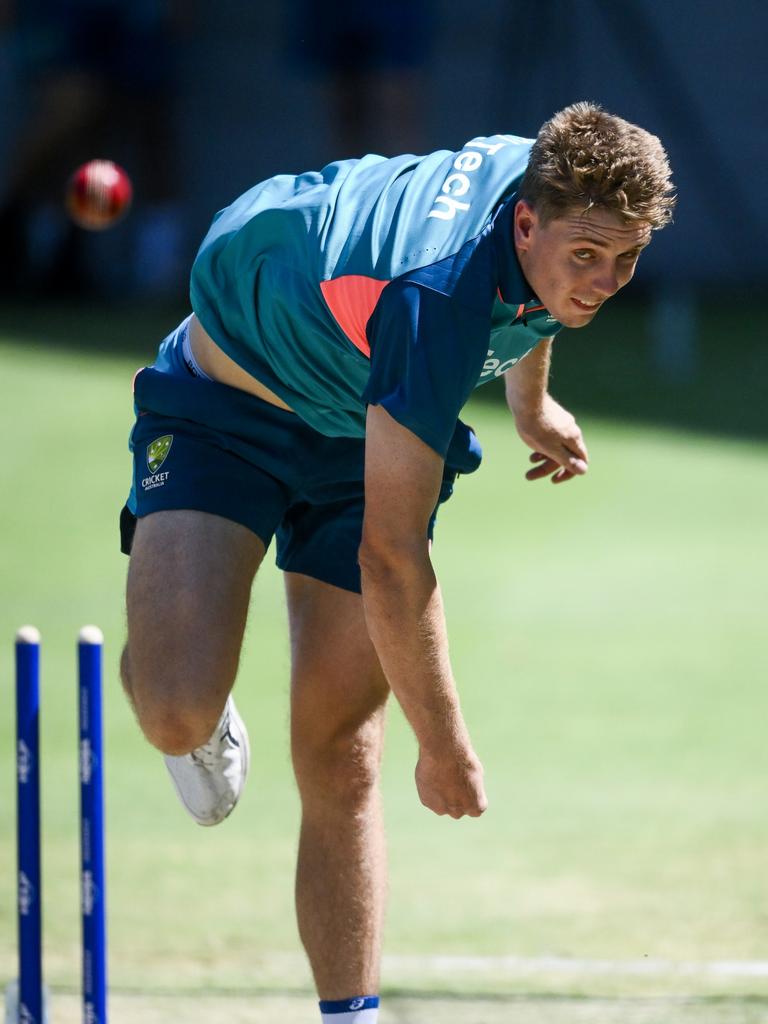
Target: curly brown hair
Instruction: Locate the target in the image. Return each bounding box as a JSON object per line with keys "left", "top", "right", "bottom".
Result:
{"left": 518, "top": 101, "right": 676, "bottom": 229}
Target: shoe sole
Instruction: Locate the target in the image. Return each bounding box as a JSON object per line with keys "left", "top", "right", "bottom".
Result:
{"left": 219, "top": 698, "right": 250, "bottom": 824}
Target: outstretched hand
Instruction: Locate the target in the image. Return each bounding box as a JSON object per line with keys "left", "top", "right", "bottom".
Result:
{"left": 514, "top": 394, "right": 589, "bottom": 484}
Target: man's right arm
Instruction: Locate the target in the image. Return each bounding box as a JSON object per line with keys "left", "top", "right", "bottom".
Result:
{"left": 360, "top": 403, "right": 487, "bottom": 819}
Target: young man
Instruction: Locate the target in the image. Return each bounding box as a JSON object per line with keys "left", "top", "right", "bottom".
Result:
{"left": 120, "top": 102, "right": 675, "bottom": 1023}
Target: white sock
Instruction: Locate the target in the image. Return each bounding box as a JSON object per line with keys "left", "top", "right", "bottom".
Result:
{"left": 319, "top": 995, "right": 379, "bottom": 1023}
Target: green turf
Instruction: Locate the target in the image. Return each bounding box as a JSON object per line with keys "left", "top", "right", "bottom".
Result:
{"left": 32, "top": 991, "right": 768, "bottom": 1024}
{"left": 1, "top": 320, "right": 767, "bottom": 1021}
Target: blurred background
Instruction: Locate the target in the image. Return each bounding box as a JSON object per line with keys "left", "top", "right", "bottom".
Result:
{"left": 1, "top": 3, "right": 767, "bottom": 1023}
{"left": 0, "top": 0, "right": 766, "bottom": 433}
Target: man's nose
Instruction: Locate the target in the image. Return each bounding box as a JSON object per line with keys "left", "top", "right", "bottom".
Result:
{"left": 591, "top": 270, "right": 620, "bottom": 297}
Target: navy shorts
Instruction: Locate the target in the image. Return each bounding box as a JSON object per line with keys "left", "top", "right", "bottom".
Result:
{"left": 121, "top": 348, "right": 466, "bottom": 595}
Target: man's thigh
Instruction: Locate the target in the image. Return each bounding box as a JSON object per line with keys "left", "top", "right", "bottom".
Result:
{"left": 125, "top": 509, "right": 265, "bottom": 718}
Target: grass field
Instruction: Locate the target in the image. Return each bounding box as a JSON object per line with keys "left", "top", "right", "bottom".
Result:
{"left": 1, "top": 308, "right": 767, "bottom": 1022}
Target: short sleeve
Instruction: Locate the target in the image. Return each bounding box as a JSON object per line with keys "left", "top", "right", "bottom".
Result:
{"left": 362, "top": 277, "right": 489, "bottom": 459}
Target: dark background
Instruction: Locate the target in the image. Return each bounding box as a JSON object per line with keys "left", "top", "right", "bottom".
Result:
{"left": 1, "top": 0, "right": 766, "bottom": 436}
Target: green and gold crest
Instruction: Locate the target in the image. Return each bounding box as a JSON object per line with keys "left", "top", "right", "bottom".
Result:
{"left": 147, "top": 435, "right": 173, "bottom": 473}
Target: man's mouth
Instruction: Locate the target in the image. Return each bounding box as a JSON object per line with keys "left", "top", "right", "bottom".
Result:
{"left": 571, "top": 297, "right": 601, "bottom": 311}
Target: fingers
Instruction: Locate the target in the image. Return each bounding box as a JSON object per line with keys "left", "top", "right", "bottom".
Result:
{"left": 415, "top": 753, "right": 488, "bottom": 819}
{"left": 569, "top": 431, "right": 589, "bottom": 464}
{"left": 440, "top": 787, "right": 489, "bottom": 818}
{"left": 551, "top": 467, "right": 575, "bottom": 484}
{"left": 525, "top": 453, "right": 558, "bottom": 481}
{"left": 427, "top": 797, "right": 488, "bottom": 819}
{"left": 419, "top": 784, "right": 488, "bottom": 818}
{"left": 525, "top": 451, "right": 587, "bottom": 483}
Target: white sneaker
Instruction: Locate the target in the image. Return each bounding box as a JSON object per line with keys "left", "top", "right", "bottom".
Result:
{"left": 164, "top": 696, "right": 250, "bottom": 826}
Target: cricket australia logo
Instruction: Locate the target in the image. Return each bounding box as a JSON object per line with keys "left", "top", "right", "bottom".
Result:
{"left": 147, "top": 434, "right": 172, "bottom": 473}
{"left": 142, "top": 435, "right": 173, "bottom": 492}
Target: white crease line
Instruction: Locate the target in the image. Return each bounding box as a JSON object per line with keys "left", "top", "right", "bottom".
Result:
{"left": 380, "top": 955, "right": 768, "bottom": 978}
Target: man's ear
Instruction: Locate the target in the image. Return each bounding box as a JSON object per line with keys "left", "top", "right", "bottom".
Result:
{"left": 514, "top": 199, "right": 538, "bottom": 253}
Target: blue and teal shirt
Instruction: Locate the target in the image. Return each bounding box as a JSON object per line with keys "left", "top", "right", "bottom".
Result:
{"left": 190, "top": 134, "right": 561, "bottom": 461}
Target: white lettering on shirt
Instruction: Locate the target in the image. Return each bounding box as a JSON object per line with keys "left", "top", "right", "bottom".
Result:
{"left": 442, "top": 173, "right": 470, "bottom": 196}
{"left": 428, "top": 136, "right": 512, "bottom": 221}
{"left": 428, "top": 195, "right": 471, "bottom": 220}
{"left": 480, "top": 349, "right": 520, "bottom": 379}
{"left": 453, "top": 151, "right": 482, "bottom": 172}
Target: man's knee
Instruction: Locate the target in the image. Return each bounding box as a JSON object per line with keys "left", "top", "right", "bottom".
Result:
{"left": 293, "top": 719, "right": 385, "bottom": 812}
{"left": 140, "top": 709, "right": 221, "bottom": 757}
{"left": 121, "top": 642, "right": 229, "bottom": 755}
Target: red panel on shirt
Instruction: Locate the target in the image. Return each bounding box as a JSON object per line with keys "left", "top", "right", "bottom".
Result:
{"left": 320, "top": 275, "right": 390, "bottom": 358}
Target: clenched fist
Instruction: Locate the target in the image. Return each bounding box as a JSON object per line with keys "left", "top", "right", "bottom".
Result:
{"left": 415, "top": 744, "right": 488, "bottom": 818}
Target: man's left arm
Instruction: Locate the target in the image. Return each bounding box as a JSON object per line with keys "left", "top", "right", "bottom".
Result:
{"left": 503, "top": 339, "right": 589, "bottom": 483}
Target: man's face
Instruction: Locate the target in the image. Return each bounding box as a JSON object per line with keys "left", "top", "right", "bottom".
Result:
{"left": 513, "top": 201, "right": 652, "bottom": 328}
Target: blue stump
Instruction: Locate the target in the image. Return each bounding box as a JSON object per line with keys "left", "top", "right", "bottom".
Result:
{"left": 78, "top": 625, "right": 108, "bottom": 1024}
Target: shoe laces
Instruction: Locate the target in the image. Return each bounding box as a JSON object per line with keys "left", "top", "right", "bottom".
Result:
{"left": 189, "top": 744, "right": 218, "bottom": 769}
{"left": 189, "top": 708, "right": 231, "bottom": 768}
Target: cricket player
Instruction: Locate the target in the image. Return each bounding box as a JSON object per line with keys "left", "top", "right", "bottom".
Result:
{"left": 119, "top": 102, "right": 675, "bottom": 1023}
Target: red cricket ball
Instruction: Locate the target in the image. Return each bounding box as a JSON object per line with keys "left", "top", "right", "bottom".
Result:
{"left": 66, "top": 160, "right": 133, "bottom": 231}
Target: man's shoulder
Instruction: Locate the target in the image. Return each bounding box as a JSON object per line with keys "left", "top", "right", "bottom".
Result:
{"left": 422, "top": 133, "right": 533, "bottom": 224}
{"left": 393, "top": 227, "right": 498, "bottom": 317}
{"left": 320, "top": 135, "right": 534, "bottom": 283}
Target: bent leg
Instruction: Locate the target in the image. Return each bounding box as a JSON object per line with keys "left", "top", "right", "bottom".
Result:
{"left": 287, "top": 572, "right": 390, "bottom": 1000}
{"left": 122, "top": 509, "right": 265, "bottom": 755}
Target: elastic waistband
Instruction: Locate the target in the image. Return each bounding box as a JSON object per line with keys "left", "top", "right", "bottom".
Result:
{"left": 180, "top": 318, "right": 213, "bottom": 381}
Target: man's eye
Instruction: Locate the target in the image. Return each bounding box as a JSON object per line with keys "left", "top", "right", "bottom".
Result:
{"left": 573, "top": 250, "right": 593, "bottom": 260}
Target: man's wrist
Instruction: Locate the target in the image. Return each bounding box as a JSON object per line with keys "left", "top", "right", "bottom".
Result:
{"left": 415, "top": 708, "right": 471, "bottom": 757}
{"left": 510, "top": 390, "right": 549, "bottom": 420}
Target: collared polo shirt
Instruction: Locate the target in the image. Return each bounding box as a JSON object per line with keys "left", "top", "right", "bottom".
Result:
{"left": 190, "top": 134, "right": 562, "bottom": 458}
